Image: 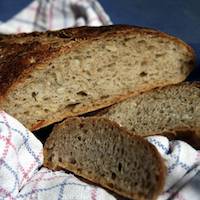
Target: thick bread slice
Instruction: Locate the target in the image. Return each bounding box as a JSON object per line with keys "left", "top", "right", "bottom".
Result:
{"left": 44, "top": 117, "right": 166, "bottom": 200}
{"left": 0, "top": 25, "right": 195, "bottom": 131}
{"left": 98, "top": 82, "right": 200, "bottom": 139}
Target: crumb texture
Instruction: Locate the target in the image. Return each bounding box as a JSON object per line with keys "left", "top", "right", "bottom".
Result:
{"left": 0, "top": 25, "right": 194, "bottom": 130}
{"left": 44, "top": 117, "right": 165, "bottom": 200}
{"left": 100, "top": 82, "right": 200, "bottom": 136}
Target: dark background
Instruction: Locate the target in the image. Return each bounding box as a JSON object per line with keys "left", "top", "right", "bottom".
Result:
{"left": 99, "top": 0, "right": 200, "bottom": 80}
{"left": 0, "top": 0, "right": 199, "bottom": 80}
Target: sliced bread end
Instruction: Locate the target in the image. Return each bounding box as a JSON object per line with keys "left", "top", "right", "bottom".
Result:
{"left": 44, "top": 117, "right": 166, "bottom": 200}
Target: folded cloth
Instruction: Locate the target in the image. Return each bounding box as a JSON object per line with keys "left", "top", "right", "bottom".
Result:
{"left": 0, "top": 111, "right": 199, "bottom": 200}
{"left": 0, "top": 0, "right": 111, "bottom": 34}
{"left": 17, "top": 168, "right": 115, "bottom": 200}
{"left": 0, "top": 1, "right": 199, "bottom": 199}
{"left": 147, "top": 137, "right": 200, "bottom": 200}
{"left": 0, "top": 111, "right": 43, "bottom": 199}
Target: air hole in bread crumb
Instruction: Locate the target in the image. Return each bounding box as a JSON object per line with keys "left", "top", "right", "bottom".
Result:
{"left": 59, "top": 157, "right": 62, "bottom": 162}
{"left": 32, "top": 91, "right": 38, "bottom": 101}
{"left": 24, "top": 111, "right": 29, "bottom": 115}
{"left": 79, "top": 123, "right": 84, "bottom": 128}
{"left": 148, "top": 45, "right": 155, "bottom": 50}
{"left": 124, "top": 37, "right": 131, "bottom": 42}
{"left": 155, "top": 53, "right": 165, "bottom": 58}
{"left": 77, "top": 136, "right": 81, "bottom": 141}
{"left": 48, "top": 157, "right": 52, "bottom": 162}
{"left": 97, "top": 68, "right": 102, "bottom": 72}
{"left": 111, "top": 172, "right": 116, "bottom": 180}
{"left": 134, "top": 182, "right": 138, "bottom": 186}
{"left": 131, "top": 127, "right": 135, "bottom": 132}
{"left": 137, "top": 40, "right": 146, "bottom": 44}
{"left": 70, "top": 158, "right": 76, "bottom": 164}
{"left": 139, "top": 71, "right": 147, "bottom": 77}
{"left": 77, "top": 91, "right": 88, "bottom": 96}
{"left": 44, "top": 109, "right": 49, "bottom": 113}
{"left": 65, "top": 102, "right": 80, "bottom": 109}
{"left": 141, "top": 60, "right": 147, "bottom": 66}
{"left": 158, "top": 40, "right": 164, "bottom": 43}
{"left": 189, "top": 107, "right": 194, "bottom": 113}
{"left": 118, "top": 163, "right": 122, "bottom": 172}
{"left": 172, "top": 47, "right": 177, "bottom": 51}
{"left": 100, "top": 95, "right": 110, "bottom": 99}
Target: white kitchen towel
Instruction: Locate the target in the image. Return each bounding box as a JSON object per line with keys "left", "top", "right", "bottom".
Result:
{"left": 0, "top": 0, "right": 199, "bottom": 199}
{"left": 0, "top": 0, "right": 111, "bottom": 34}
{"left": 0, "top": 111, "right": 115, "bottom": 200}
{"left": 17, "top": 168, "right": 115, "bottom": 200}
{"left": 147, "top": 136, "right": 200, "bottom": 200}
{"left": 0, "top": 111, "right": 199, "bottom": 200}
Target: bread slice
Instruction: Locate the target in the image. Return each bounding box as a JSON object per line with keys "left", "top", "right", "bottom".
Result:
{"left": 44, "top": 117, "right": 166, "bottom": 200}
{"left": 0, "top": 25, "right": 194, "bottom": 131}
{"left": 98, "top": 82, "right": 200, "bottom": 139}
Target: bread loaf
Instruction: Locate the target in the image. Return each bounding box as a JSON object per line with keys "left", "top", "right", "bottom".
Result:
{"left": 44, "top": 117, "right": 166, "bottom": 200}
{"left": 0, "top": 25, "right": 194, "bottom": 130}
{"left": 98, "top": 82, "right": 200, "bottom": 140}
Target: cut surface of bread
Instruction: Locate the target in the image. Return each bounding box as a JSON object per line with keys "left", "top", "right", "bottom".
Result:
{"left": 44, "top": 117, "right": 166, "bottom": 200}
{"left": 0, "top": 25, "right": 194, "bottom": 130}
{"left": 98, "top": 82, "right": 200, "bottom": 138}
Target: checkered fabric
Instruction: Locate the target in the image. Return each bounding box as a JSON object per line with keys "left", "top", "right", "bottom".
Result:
{"left": 0, "top": 111, "right": 43, "bottom": 199}
{"left": 0, "top": 0, "right": 111, "bottom": 34}
{"left": 0, "top": 111, "right": 115, "bottom": 200}
{"left": 147, "top": 136, "right": 200, "bottom": 200}
{"left": 0, "top": 111, "right": 199, "bottom": 200}
{"left": 0, "top": 0, "right": 199, "bottom": 199}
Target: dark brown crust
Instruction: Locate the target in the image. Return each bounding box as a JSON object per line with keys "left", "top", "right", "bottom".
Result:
{"left": 44, "top": 117, "right": 166, "bottom": 200}
{"left": 0, "top": 24, "right": 195, "bottom": 98}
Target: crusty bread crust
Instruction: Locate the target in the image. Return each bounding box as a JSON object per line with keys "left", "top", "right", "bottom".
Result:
{"left": 44, "top": 117, "right": 166, "bottom": 200}
{"left": 0, "top": 25, "right": 195, "bottom": 130}
{"left": 0, "top": 25, "right": 195, "bottom": 98}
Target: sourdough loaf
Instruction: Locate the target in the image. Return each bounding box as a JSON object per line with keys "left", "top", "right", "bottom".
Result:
{"left": 0, "top": 25, "right": 195, "bottom": 130}
{"left": 44, "top": 117, "right": 166, "bottom": 200}
{"left": 98, "top": 82, "right": 200, "bottom": 140}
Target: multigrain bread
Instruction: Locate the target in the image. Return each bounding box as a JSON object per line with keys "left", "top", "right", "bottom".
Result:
{"left": 97, "top": 82, "right": 200, "bottom": 140}
{"left": 0, "top": 25, "right": 195, "bottom": 131}
{"left": 44, "top": 117, "right": 166, "bottom": 200}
